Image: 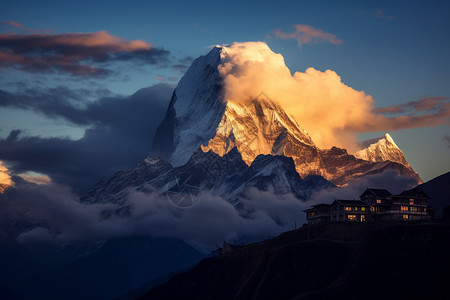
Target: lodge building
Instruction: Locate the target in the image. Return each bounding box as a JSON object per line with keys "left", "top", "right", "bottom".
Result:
{"left": 304, "top": 188, "right": 435, "bottom": 224}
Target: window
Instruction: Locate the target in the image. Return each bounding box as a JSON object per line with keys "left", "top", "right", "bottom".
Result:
{"left": 348, "top": 215, "right": 356, "bottom": 221}
{"left": 345, "top": 207, "right": 351, "bottom": 211}
{"left": 354, "top": 207, "right": 358, "bottom": 211}
{"left": 361, "top": 207, "right": 366, "bottom": 211}
{"left": 409, "top": 198, "right": 414, "bottom": 205}
{"left": 376, "top": 199, "right": 382, "bottom": 204}
{"left": 370, "top": 206, "right": 375, "bottom": 212}
{"left": 401, "top": 206, "right": 408, "bottom": 211}
{"left": 361, "top": 215, "right": 366, "bottom": 222}
{"left": 403, "top": 214, "right": 409, "bottom": 220}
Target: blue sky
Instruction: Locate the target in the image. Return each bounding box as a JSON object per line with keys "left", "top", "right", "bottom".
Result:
{"left": 0, "top": 0, "right": 449, "bottom": 184}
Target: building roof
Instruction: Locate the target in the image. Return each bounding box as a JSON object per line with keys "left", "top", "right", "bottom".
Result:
{"left": 332, "top": 199, "right": 368, "bottom": 206}
{"left": 396, "top": 188, "right": 430, "bottom": 199}
{"left": 360, "top": 188, "right": 392, "bottom": 198}
{"left": 312, "top": 203, "right": 331, "bottom": 208}
{"left": 303, "top": 203, "right": 331, "bottom": 212}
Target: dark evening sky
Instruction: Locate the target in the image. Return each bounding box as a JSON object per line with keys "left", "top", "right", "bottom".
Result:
{"left": 0, "top": 0, "right": 449, "bottom": 185}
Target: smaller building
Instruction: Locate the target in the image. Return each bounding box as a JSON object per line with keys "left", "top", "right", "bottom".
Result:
{"left": 304, "top": 204, "right": 330, "bottom": 224}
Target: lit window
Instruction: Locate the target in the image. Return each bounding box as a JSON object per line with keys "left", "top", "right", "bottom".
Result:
{"left": 409, "top": 198, "right": 414, "bottom": 205}
{"left": 348, "top": 215, "right": 356, "bottom": 221}
{"left": 361, "top": 215, "right": 366, "bottom": 222}
{"left": 354, "top": 207, "right": 358, "bottom": 211}
{"left": 370, "top": 206, "right": 375, "bottom": 212}
{"left": 401, "top": 206, "right": 408, "bottom": 211}
{"left": 403, "top": 214, "right": 409, "bottom": 220}
{"left": 361, "top": 207, "right": 366, "bottom": 211}
{"left": 376, "top": 199, "right": 382, "bottom": 204}
{"left": 345, "top": 207, "right": 351, "bottom": 211}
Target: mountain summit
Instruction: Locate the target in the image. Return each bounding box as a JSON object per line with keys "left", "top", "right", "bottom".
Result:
{"left": 354, "top": 133, "right": 410, "bottom": 167}
{"left": 152, "top": 46, "right": 226, "bottom": 167}
{"left": 152, "top": 44, "right": 420, "bottom": 185}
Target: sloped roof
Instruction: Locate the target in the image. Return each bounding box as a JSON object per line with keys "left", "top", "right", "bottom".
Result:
{"left": 332, "top": 199, "right": 368, "bottom": 206}
{"left": 396, "top": 188, "right": 430, "bottom": 199}
{"left": 312, "top": 203, "right": 331, "bottom": 208}
{"left": 361, "top": 188, "right": 392, "bottom": 198}
{"left": 303, "top": 203, "right": 331, "bottom": 212}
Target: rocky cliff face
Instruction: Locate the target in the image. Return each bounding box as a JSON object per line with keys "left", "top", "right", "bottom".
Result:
{"left": 81, "top": 147, "right": 334, "bottom": 206}
{"left": 201, "top": 93, "right": 325, "bottom": 179}
{"left": 320, "top": 146, "right": 421, "bottom": 185}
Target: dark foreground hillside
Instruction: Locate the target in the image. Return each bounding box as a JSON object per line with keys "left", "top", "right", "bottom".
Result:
{"left": 140, "top": 222, "right": 450, "bottom": 300}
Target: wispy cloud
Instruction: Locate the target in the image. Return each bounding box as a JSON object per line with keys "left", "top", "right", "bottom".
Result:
{"left": 171, "top": 56, "right": 194, "bottom": 73}
{"left": 374, "top": 97, "right": 449, "bottom": 115}
{"left": 271, "top": 24, "right": 342, "bottom": 48}
{"left": 375, "top": 9, "right": 394, "bottom": 19}
{"left": 357, "top": 96, "right": 450, "bottom": 132}
{"left": 0, "top": 20, "right": 53, "bottom": 33}
{"left": 2, "top": 20, "right": 26, "bottom": 29}
{"left": 0, "top": 29, "right": 170, "bottom": 76}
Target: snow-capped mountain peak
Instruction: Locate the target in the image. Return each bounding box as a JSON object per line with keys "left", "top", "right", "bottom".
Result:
{"left": 152, "top": 46, "right": 227, "bottom": 167}
{"left": 354, "top": 133, "right": 409, "bottom": 167}
{"left": 152, "top": 43, "right": 421, "bottom": 186}
{"left": 83, "top": 43, "right": 423, "bottom": 210}
{"left": 201, "top": 92, "right": 325, "bottom": 178}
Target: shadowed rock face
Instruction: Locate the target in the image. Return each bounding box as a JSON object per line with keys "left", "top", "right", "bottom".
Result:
{"left": 320, "top": 147, "right": 422, "bottom": 186}
{"left": 140, "top": 223, "right": 450, "bottom": 300}
{"left": 151, "top": 47, "right": 226, "bottom": 167}
{"left": 417, "top": 171, "right": 450, "bottom": 212}
{"left": 81, "top": 147, "right": 334, "bottom": 206}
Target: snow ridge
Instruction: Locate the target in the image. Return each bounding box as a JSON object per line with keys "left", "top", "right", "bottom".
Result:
{"left": 354, "top": 133, "right": 409, "bottom": 167}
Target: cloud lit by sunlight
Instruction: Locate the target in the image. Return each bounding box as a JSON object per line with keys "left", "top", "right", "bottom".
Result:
{"left": 219, "top": 42, "right": 373, "bottom": 150}
{"left": 0, "top": 29, "right": 169, "bottom": 75}
{"left": 0, "top": 160, "right": 12, "bottom": 187}
{"left": 18, "top": 171, "right": 52, "bottom": 185}
{"left": 218, "top": 42, "right": 450, "bottom": 151}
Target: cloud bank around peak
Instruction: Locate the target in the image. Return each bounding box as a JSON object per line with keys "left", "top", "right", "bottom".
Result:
{"left": 2, "top": 178, "right": 308, "bottom": 248}
{"left": 218, "top": 42, "right": 450, "bottom": 151}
